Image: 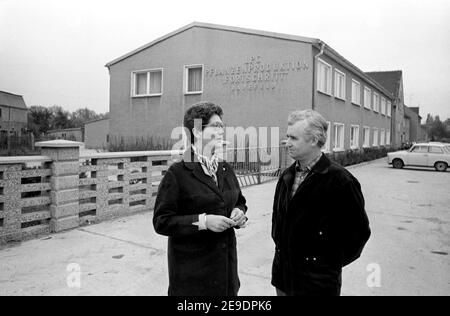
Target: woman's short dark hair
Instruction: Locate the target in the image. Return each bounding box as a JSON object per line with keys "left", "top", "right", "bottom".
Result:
{"left": 183, "top": 101, "right": 223, "bottom": 144}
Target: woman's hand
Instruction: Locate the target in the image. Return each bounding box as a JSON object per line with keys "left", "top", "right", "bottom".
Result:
{"left": 230, "top": 208, "right": 247, "bottom": 228}
{"left": 205, "top": 215, "right": 236, "bottom": 233}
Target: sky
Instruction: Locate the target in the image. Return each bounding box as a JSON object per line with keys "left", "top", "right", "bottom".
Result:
{"left": 1, "top": 0, "right": 450, "bottom": 120}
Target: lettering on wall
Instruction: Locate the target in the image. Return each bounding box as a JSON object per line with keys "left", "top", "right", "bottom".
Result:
{"left": 205, "top": 55, "right": 309, "bottom": 92}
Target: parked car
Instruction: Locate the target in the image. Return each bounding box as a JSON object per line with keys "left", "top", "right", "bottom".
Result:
{"left": 387, "top": 143, "right": 450, "bottom": 171}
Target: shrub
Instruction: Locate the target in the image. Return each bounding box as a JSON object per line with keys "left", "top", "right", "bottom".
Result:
{"left": 108, "top": 135, "right": 174, "bottom": 152}
{"left": 326, "top": 146, "right": 392, "bottom": 167}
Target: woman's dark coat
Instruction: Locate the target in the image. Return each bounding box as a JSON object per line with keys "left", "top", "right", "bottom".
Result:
{"left": 153, "top": 150, "right": 247, "bottom": 296}
{"left": 272, "top": 154, "right": 371, "bottom": 296}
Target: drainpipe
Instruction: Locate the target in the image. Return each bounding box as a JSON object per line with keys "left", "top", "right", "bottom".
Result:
{"left": 312, "top": 41, "right": 326, "bottom": 110}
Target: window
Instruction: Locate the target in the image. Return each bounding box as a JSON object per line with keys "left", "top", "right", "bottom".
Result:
{"left": 334, "top": 69, "right": 346, "bottom": 100}
{"left": 386, "top": 130, "right": 391, "bottom": 145}
{"left": 411, "top": 146, "right": 428, "bottom": 153}
{"left": 380, "top": 129, "right": 385, "bottom": 146}
{"left": 132, "top": 69, "right": 163, "bottom": 97}
{"left": 373, "top": 92, "right": 380, "bottom": 113}
{"left": 429, "top": 146, "right": 443, "bottom": 154}
{"left": 387, "top": 101, "right": 392, "bottom": 117}
{"left": 364, "top": 87, "right": 371, "bottom": 109}
{"left": 333, "top": 123, "right": 345, "bottom": 151}
{"left": 317, "top": 59, "right": 332, "bottom": 95}
{"left": 351, "top": 80, "right": 361, "bottom": 105}
{"left": 0, "top": 108, "right": 2, "bottom": 118}
{"left": 323, "top": 121, "right": 331, "bottom": 152}
{"left": 363, "top": 127, "right": 370, "bottom": 148}
{"left": 185, "top": 65, "right": 203, "bottom": 94}
{"left": 381, "top": 97, "right": 386, "bottom": 115}
{"left": 373, "top": 128, "right": 379, "bottom": 146}
{"left": 350, "top": 125, "right": 360, "bottom": 149}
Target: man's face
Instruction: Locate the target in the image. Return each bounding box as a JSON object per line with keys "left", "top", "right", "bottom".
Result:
{"left": 286, "top": 120, "right": 315, "bottom": 161}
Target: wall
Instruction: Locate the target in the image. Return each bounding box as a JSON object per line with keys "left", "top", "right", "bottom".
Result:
{"left": 47, "top": 129, "right": 83, "bottom": 142}
{"left": 85, "top": 119, "right": 109, "bottom": 149}
{"left": 313, "top": 49, "right": 392, "bottom": 150}
{"left": 108, "top": 26, "right": 313, "bottom": 144}
{"left": 0, "top": 106, "right": 28, "bottom": 135}
{"left": 393, "top": 79, "right": 406, "bottom": 148}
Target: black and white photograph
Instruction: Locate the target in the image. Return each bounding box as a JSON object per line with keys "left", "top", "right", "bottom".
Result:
{"left": 0, "top": 0, "right": 449, "bottom": 300}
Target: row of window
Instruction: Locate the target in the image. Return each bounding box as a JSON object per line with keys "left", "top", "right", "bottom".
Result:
{"left": 317, "top": 59, "right": 392, "bottom": 117}
{"left": 132, "top": 65, "right": 203, "bottom": 97}
{"left": 323, "top": 122, "right": 391, "bottom": 152}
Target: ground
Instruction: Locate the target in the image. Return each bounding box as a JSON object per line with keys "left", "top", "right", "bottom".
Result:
{"left": 0, "top": 158, "right": 449, "bottom": 296}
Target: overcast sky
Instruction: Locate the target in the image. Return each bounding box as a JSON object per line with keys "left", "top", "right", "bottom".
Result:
{"left": 1, "top": 0, "right": 449, "bottom": 120}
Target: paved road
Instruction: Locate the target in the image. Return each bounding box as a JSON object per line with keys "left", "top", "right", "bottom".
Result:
{"left": 0, "top": 159, "right": 449, "bottom": 296}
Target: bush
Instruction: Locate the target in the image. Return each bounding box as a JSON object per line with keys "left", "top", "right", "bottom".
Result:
{"left": 325, "top": 146, "right": 392, "bottom": 167}
{"left": 108, "top": 135, "right": 174, "bottom": 152}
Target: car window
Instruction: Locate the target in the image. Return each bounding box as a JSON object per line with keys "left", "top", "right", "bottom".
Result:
{"left": 410, "top": 146, "right": 428, "bottom": 153}
{"left": 429, "top": 146, "right": 443, "bottom": 154}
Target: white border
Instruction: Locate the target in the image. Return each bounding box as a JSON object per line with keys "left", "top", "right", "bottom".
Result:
{"left": 362, "top": 126, "right": 371, "bottom": 148}
{"left": 131, "top": 68, "right": 163, "bottom": 97}
{"left": 317, "top": 58, "right": 332, "bottom": 95}
{"left": 350, "top": 124, "right": 360, "bottom": 149}
{"left": 333, "top": 122, "right": 345, "bottom": 152}
{"left": 351, "top": 79, "right": 361, "bottom": 106}
{"left": 334, "top": 69, "right": 346, "bottom": 101}
{"left": 184, "top": 64, "right": 204, "bottom": 95}
{"left": 364, "top": 86, "right": 372, "bottom": 110}
{"left": 373, "top": 92, "right": 380, "bottom": 113}
{"left": 373, "top": 128, "right": 379, "bottom": 147}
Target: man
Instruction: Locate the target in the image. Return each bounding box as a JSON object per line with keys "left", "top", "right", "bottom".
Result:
{"left": 271, "top": 110, "right": 371, "bottom": 296}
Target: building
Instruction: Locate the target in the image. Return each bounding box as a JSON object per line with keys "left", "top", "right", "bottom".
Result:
{"left": 404, "top": 106, "right": 422, "bottom": 143}
{"left": 46, "top": 127, "right": 83, "bottom": 142}
{"left": 365, "top": 71, "right": 405, "bottom": 148}
{"left": 366, "top": 71, "right": 426, "bottom": 146}
{"left": 0, "top": 91, "right": 28, "bottom": 136}
{"left": 106, "top": 22, "right": 394, "bottom": 152}
{"left": 84, "top": 117, "right": 109, "bottom": 149}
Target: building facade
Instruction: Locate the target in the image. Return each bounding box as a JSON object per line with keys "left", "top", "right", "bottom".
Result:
{"left": 84, "top": 118, "right": 109, "bottom": 149}
{"left": 46, "top": 127, "right": 83, "bottom": 142}
{"left": 0, "top": 91, "right": 28, "bottom": 136}
{"left": 106, "top": 22, "right": 394, "bottom": 152}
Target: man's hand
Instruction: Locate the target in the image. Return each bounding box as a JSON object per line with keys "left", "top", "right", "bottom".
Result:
{"left": 230, "top": 208, "right": 247, "bottom": 228}
{"left": 205, "top": 215, "right": 237, "bottom": 233}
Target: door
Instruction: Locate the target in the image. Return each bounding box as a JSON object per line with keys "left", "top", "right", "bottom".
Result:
{"left": 407, "top": 145, "right": 429, "bottom": 166}
{"left": 428, "top": 146, "right": 444, "bottom": 167}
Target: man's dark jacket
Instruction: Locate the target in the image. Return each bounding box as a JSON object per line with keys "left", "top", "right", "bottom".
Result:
{"left": 153, "top": 150, "right": 247, "bottom": 296}
{"left": 271, "top": 154, "right": 371, "bottom": 296}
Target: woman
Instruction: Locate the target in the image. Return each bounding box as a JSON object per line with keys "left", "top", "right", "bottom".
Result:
{"left": 153, "top": 101, "right": 248, "bottom": 296}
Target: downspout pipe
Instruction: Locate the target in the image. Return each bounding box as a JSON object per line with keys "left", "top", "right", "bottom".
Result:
{"left": 312, "top": 41, "right": 326, "bottom": 110}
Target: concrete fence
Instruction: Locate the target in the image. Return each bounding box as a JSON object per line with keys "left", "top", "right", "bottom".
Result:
{"left": 0, "top": 140, "right": 292, "bottom": 244}
{"left": 0, "top": 140, "right": 180, "bottom": 244}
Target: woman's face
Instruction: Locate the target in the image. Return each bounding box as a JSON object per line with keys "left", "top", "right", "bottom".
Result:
{"left": 194, "top": 114, "right": 225, "bottom": 155}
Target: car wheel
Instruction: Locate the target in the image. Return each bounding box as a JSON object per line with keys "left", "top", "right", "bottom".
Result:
{"left": 392, "top": 159, "right": 404, "bottom": 169}
{"left": 434, "top": 162, "right": 448, "bottom": 172}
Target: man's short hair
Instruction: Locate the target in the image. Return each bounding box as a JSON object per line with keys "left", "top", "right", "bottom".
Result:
{"left": 183, "top": 101, "right": 224, "bottom": 144}
{"left": 288, "top": 110, "right": 328, "bottom": 148}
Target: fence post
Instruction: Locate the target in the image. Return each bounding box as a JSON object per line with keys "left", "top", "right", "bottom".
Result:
{"left": 30, "top": 134, "right": 35, "bottom": 151}
{"left": 257, "top": 148, "right": 261, "bottom": 184}
{"left": 7, "top": 134, "right": 11, "bottom": 154}
{"left": 0, "top": 163, "right": 22, "bottom": 243}
{"left": 36, "top": 140, "right": 83, "bottom": 233}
